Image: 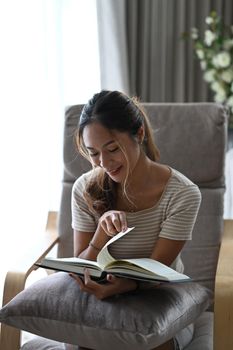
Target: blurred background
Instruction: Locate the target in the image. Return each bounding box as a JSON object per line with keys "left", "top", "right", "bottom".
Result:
{"left": 0, "top": 0, "right": 233, "bottom": 303}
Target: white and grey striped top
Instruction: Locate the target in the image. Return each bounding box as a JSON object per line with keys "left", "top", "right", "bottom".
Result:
{"left": 71, "top": 167, "right": 201, "bottom": 273}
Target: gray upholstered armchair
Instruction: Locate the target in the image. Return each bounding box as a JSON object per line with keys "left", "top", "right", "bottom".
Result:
{"left": 1, "top": 103, "right": 233, "bottom": 350}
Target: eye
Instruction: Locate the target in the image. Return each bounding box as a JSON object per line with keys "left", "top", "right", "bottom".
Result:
{"left": 108, "top": 147, "right": 119, "bottom": 153}
{"left": 88, "top": 151, "right": 99, "bottom": 157}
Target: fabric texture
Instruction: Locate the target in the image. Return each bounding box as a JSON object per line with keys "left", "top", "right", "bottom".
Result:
{"left": 65, "top": 102, "right": 227, "bottom": 293}
{"left": 96, "top": 0, "right": 233, "bottom": 103}
{"left": 72, "top": 167, "right": 201, "bottom": 274}
{"left": 72, "top": 168, "right": 201, "bottom": 241}
{"left": 0, "top": 272, "right": 212, "bottom": 350}
{"left": 20, "top": 313, "right": 214, "bottom": 350}
{"left": 12, "top": 102, "right": 226, "bottom": 349}
{"left": 21, "top": 337, "right": 65, "bottom": 350}
{"left": 224, "top": 148, "right": 233, "bottom": 218}
{"left": 184, "top": 312, "right": 213, "bottom": 350}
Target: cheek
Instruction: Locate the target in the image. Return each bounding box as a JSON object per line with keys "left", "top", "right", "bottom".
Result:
{"left": 128, "top": 146, "right": 140, "bottom": 167}
{"left": 89, "top": 156, "right": 100, "bottom": 167}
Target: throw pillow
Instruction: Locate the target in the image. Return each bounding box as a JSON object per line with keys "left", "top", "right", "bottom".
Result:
{"left": 0, "top": 272, "right": 212, "bottom": 350}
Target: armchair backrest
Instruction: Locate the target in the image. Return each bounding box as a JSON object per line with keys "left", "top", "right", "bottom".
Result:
{"left": 58, "top": 103, "right": 227, "bottom": 292}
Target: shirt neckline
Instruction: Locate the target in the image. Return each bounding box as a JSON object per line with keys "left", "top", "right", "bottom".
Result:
{"left": 126, "top": 166, "right": 174, "bottom": 215}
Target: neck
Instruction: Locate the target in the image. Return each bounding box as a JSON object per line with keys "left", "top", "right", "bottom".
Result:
{"left": 120, "top": 153, "right": 153, "bottom": 194}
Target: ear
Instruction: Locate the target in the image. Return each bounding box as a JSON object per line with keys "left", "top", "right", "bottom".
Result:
{"left": 137, "top": 126, "right": 145, "bottom": 143}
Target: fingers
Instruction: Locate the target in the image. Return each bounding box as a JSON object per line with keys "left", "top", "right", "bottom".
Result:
{"left": 106, "top": 274, "right": 117, "bottom": 283}
{"left": 69, "top": 270, "right": 98, "bottom": 292}
{"left": 69, "top": 271, "right": 135, "bottom": 300}
{"left": 100, "top": 211, "right": 127, "bottom": 236}
{"left": 105, "top": 214, "right": 120, "bottom": 236}
{"left": 69, "top": 273, "right": 85, "bottom": 287}
{"left": 70, "top": 269, "right": 107, "bottom": 299}
{"left": 118, "top": 212, "right": 127, "bottom": 231}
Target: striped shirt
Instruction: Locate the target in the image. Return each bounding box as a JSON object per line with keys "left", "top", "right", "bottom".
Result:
{"left": 71, "top": 167, "right": 201, "bottom": 273}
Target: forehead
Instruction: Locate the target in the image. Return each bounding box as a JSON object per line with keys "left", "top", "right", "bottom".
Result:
{"left": 83, "top": 122, "right": 115, "bottom": 148}
{"left": 83, "top": 122, "right": 135, "bottom": 149}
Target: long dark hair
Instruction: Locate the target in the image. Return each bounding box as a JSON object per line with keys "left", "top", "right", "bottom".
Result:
{"left": 76, "top": 90, "right": 160, "bottom": 215}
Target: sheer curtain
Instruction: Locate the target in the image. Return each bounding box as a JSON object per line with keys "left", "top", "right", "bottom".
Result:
{"left": 97, "top": 0, "right": 233, "bottom": 102}
{"left": 0, "top": 0, "right": 100, "bottom": 299}
{"left": 97, "top": 0, "right": 233, "bottom": 218}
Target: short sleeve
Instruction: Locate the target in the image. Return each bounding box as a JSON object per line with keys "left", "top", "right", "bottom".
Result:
{"left": 71, "top": 173, "right": 98, "bottom": 232}
{"left": 160, "top": 185, "right": 201, "bottom": 240}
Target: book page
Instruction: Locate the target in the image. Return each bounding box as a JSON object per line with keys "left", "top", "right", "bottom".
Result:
{"left": 96, "top": 227, "right": 134, "bottom": 270}
{"left": 37, "top": 257, "right": 103, "bottom": 278}
{"left": 108, "top": 258, "right": 189, "bottom": 281}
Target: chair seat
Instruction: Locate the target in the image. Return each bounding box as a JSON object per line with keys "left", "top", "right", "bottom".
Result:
{"left": 185, "top": 311, "right": 213, "bottom": 350}
{"left": 21, "top": 336, "right": 65, "bottom": 350}
{"left": 21, "top": 312, "right": 213, "bottom": 350}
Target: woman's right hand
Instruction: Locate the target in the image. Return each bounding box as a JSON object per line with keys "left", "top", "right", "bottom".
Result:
{"left": 98, "top": 210, "right": 127, "bottom": 237}
{"left": 74, "top": 210, "right": 127, "bottom": 260}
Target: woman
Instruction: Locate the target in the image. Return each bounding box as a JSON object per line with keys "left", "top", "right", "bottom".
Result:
{"left": 70, "top": 90, "right": 201, "bottom": 350}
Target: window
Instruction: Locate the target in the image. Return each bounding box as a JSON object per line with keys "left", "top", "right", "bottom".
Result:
{"left": 0, "top": 0, "right": 100, "bottom": 299}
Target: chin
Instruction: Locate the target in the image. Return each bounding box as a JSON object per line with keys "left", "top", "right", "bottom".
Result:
{"left": 108, "top": 175, "right": 123, "bottom": 183}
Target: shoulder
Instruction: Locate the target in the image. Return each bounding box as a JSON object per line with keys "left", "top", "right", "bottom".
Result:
{"left": 167, "top": 168, "right": 201, "bottom": 203}
{"left": 72, "top": 168, "right": 97, "bottom": 196}
{"left": 169, "top": 168, "right": 196, "bottom": 186}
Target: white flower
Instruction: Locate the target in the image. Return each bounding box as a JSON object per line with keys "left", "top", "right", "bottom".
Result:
{"left": 205, "top": 16, "right": 214, "bottom": 25}
{"left": 227, "top": 96, "right": 233, "bottom": 108}
{"left": 191, "top": 27, "right": 198, "bottom": 40}
{"left": 212, "top": 55, "right": 220, "bottom": 68}
{"left": 203, "top": 69, "right": 216, "bottom": 82}
{"left": 223, "top": 39, "right": 233, "bottom": 50}
{"left": 214, "top": 91, "right": 227, "bottom": 103}
{"left": 211, "top": 81, "right": 221, "bottom": 92}
{"left": 204, "top": 30, "right": 216, "bottom": 46}
{"left": 211, "top": 82, "right": 226, "bottom": 100}
{"left": 221, "top": 69, "right": 233, "bottom": 83}
{"left": 215, "top": 52, "right": 231, "bottom": 68}
{"left": 196, "top": 49, "right": 205, "bottom": 60}
{"left": 200, "top": 60, "right": 207, "bottom": 70}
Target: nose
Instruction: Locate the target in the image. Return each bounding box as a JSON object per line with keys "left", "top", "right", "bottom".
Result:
{"left": 99, "top": 151, "right": 111, "bottom": 168}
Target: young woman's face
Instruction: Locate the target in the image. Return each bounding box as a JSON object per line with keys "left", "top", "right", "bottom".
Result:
{"left": 82, "top": 122, "right": 141, "bottom": 183}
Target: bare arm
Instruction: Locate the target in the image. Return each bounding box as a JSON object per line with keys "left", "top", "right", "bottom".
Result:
{"left": 72, "top": 212, "right": 186, "bottom": 298}
{"left": 73, "top": 209, "right": 128, "bottom": 260}
{"left": 150, "top": 237, "right": 186, "bottom": 266}
{"left": 71, "top": 210, "right": 138, "bottom": 297}
{"left": 73, "top": 227, "right": 109, "bottom": 260}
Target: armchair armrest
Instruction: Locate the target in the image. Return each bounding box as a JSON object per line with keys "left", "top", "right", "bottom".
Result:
{"left": 214, "top": 219, "right": 233, "bottom": 350}
{"left": 0, "top": 211, "right": 59, "bottom": 350}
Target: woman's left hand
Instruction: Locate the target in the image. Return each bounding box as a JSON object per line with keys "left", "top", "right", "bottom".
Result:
{"left": 69, "top": 269, "right": 137, "bottom": 300}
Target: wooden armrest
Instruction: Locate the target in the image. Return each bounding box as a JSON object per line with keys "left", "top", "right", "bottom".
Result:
{"left": 214, "top": 219, "right": 233, "bottom": 350}
{"left": 0, "top": 211, "right": 59, "bottom": 350}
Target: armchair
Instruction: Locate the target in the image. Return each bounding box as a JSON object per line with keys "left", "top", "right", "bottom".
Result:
{"left": 0, "top": 102, "right": 233, "bottom": 350}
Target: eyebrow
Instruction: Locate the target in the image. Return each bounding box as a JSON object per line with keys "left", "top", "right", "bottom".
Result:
{"left": 86, "top": 140, "right": 116, "bottom": 150}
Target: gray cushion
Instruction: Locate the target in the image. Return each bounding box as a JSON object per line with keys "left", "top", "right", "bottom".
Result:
{"left": 63, "top": 103, "right": 227, "bottom": 187}
{"left": 0, "top": 272, "right": 212, "bottom": 350}
{"left": 185, "top": 312, "right": 213, "bottom": 350}
{"left": 21, "top": 337, "right": 65, "bottom": 350}
{"left": 21, "top": 313, "right": 214, "bottom": 350}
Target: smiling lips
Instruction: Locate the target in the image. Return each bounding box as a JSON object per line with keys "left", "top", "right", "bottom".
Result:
{"left": 107, "top": 166, "right": 122, "bottom": 176}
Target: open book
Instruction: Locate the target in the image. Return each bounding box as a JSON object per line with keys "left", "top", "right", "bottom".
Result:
{"left": 36, "top": 227, "right": 190, "bottom": 283}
